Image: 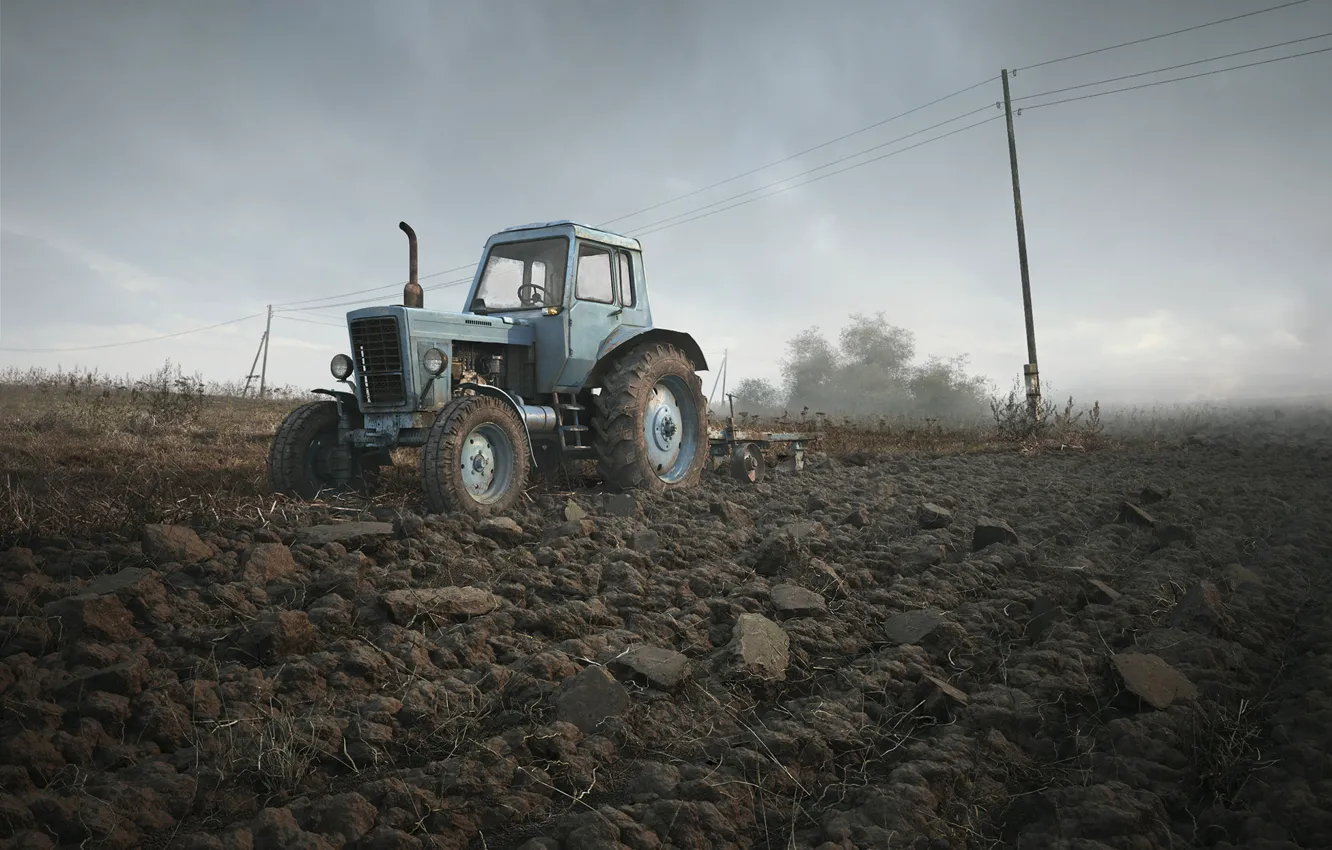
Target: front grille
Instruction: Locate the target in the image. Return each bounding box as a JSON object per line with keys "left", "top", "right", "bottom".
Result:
{"left": 350, "top": 317, "right": 406, "bottom": 405}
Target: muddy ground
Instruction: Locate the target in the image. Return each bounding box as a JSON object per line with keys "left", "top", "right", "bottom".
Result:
{"left": 2, "top": 413, "right": 1331, "bottom": 849}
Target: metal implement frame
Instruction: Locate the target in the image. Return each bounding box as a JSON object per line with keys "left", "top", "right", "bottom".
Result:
{"left": 706, "top": 394, "right": 819, "bottom": 474}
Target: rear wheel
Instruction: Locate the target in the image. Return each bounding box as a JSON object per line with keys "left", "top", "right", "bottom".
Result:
{"left": 268, "top": 400, "right": 380, "bottom": 499}
{"left": 592, "top": 342, "right": 707, "bottom": 492}
{"left": 421, "top": 395, "right": 530, "bottom": 516}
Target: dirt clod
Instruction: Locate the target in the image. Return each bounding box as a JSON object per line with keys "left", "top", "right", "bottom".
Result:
{"left": 917, "top": 502, "right": 953, "bottom": 529}
{"left": 883, "top": 608, "right": 945, "bottom": 645}
{"left": 727, "top": 612, "right": 790, "bottom": 680}
{"left": 971, "top": 517, "right": 1020, "bottom": 550}
{"left": 296, "top": 521, "right": 394, "bottom": 547}
{"left": 142, "top": 523, "right": 212, "bottom": 565}
{"left": 381, "top": 586, "right": 502, "bottom": 623}
{"left": 241, "top": 542, "right": 299, "bottom": 583}
{"left": 771, "top": 583, "right": 826, "bottom": 617}
{"left": 609, "top": 644, "right": 692, "bottom": 689}
{"left": 478, "top": 516, "right": 524, "bottom": 544}
{"left": 554, "top": 664, "right": 631, "bottom": 734}
{"left": 1117, "top": 500, "right": 1157, "bottom": 526}
{"left": 1112, "top": 652, "right": 1200, "bottom": 709}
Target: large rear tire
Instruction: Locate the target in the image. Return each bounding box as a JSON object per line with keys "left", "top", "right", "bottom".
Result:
{"left": 592, "top": 342, "right": 707, "bottom": 492}
{"left": 268, "top": 400, "right": 381, "bottom": 499}
{"left": 421, "top": 395, "right": 530, "bottom": 517}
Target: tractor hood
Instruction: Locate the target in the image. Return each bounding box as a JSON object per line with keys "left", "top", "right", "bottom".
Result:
{"left": 346, "top": 305, "right": 536, "bottom": 346}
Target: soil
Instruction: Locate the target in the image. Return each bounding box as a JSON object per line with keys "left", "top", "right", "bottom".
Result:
{"left": 2, "top": 415, "right": 1331, "bottom": 850}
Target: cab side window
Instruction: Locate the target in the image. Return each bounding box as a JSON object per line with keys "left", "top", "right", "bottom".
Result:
{"left": 576, "top": 244, "right": 614, "bottom": 304}
{"left": 617, "top": 251, "right": 636, "bottom": 308}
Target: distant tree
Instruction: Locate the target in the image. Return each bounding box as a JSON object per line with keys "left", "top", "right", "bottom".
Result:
{"left": 730, "top": 313, "right": 991, "bottom": 420}
{"left": 907, "top": 354, "right": 991, "bottom": 418}
{"left": 836, "top": 312, "right": 918, "bottom": 414}
{"left": 780, "top": 328, "right": 841, "bottom": 410}
{"left": 730, "top": 377, "right": 784, "bottom": 413}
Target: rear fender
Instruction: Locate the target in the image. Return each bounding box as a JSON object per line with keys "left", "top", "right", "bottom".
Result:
{"left": 458, "top": 382, "right": 539, "bottom": 467}
{"left": 588, "top": 328, "right": 708, "bottom": 386}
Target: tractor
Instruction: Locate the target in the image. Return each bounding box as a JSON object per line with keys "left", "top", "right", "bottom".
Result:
{"left": 267, "top": 220, "right": 710, "bottom": 516}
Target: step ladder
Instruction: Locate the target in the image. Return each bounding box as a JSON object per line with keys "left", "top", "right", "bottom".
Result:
{"left": 555, "top": 391, "right": 595, "bottom": 460}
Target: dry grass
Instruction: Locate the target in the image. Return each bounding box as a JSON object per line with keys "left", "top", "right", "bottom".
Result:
{"left": 0, "top": 361, "right": 1156, "bottom": 548}
{"left": 715, "top": 385, "right": 1109, "bottom": 460}
{"left": 0, "top": 363, "right": 419, "bottom": 547}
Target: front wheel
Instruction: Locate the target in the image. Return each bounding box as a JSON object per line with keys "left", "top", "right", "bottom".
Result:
{"left": 268, "top": 400, "right": 380, "bottom": 499}
{"left": 421, "top": 395, "right": 530, "bottom": 517}
{"left": 592, "top": 342, "right": 708, "bottom": 492}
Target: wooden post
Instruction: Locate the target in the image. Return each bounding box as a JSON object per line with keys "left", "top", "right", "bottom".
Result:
{"left": 1002, "top": 69, "right": 1041, "bottom": 416}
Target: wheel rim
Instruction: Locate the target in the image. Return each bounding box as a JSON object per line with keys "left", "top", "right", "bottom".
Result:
{"left": 459, "top": 422, "right": 516, "bottom": 504}
{"left": 643, "top": 375, "right": 699, "bottom": 484}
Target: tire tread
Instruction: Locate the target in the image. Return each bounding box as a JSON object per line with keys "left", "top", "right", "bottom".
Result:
{"left": 591, "top": 342, "right": 706, "bottom": 492}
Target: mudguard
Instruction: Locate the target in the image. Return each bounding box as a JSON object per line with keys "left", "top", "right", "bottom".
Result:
{"left": 457, "top": 382, "right": 540, "bottom": 467}
{"left": 311, "top": 387, "right": 359, "bottom": 419}
{"left": 590, "top": 327, "right": 709, "bottom": 384}
{"left": 308, "top": 387, "right": 390, "bottom": 471}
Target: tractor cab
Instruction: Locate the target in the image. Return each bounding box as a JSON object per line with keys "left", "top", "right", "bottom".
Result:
{"left": 466, "top": 221, "right": 651, "bottom": 393}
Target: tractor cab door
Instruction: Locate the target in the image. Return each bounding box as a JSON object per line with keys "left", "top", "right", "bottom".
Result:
{"left": 556, "top": 240, "right": 645, "bottom": 390}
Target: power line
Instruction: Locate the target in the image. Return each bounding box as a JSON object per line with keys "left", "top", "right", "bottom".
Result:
{"left": 0, "top": 312, "right": 265, "bottom": 352}
{"left": 264, "top": 77, "right": 1000, "bottom": 311}
{"left": 9, "top": 15, "right": 1326, "bottom": 353}
{"left": 627, "top": 41, "right": 1330, "bottom": 240}
{"left": 269, "top": 262, "right": 477, "bottom": 309}
{"left": 1017, "top": 0, "right": 1315, "bottom": 72}
{"left": 278, "top": 315, "right": 347, "bottom": 329}
{"left": 277, "top": 273, "right": 476, "bottom": 315}
{"left": 632, "top": 114, "right": 1006, "bottom": 238}
{"left": 283, "top": 3, "right": 1324, "bottom": 291}
{"left": 289, "top": 5, "right": 1323, "bottom": 293}
{"left": 1015, "top": 31, "right": 1332, "bottom": 102}
{"left": 621, "top": 103, "right": 998, "bottom": 235}
{"left": 1021, "top": 44, "right": 1332, "bottom": 111}
{"left": 595, "top": 75, "right": 998, "bottom": 229}
{"left": 239, "top": 6, "right": 1324, "bottom": 306}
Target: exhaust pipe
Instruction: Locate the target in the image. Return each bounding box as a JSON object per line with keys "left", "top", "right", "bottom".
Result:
{"left": 400, "top": 221, "right": 423, "bottom": 308}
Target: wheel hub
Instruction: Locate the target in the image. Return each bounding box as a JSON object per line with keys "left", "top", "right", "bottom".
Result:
{"left": 461, "top": 432, "right": 498, "bottom": 496}
{"left": 646, "top": 385, "right": 683, "bottom": 471}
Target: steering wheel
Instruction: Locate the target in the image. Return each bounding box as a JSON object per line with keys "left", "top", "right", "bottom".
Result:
{"left": 517, "top": 282, "right": 546, "bottom": 305}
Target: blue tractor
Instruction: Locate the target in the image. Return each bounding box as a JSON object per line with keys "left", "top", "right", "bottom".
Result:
{"left": 267, "top": 220, "right": 710, "bottom": 517}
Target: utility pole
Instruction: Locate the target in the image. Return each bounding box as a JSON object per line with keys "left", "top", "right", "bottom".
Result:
{"left": 709, "top": 349, "right": 729, "bottom": 407}
{"left": 242, "top": 331, "right": 265, "bottom": 397}
{"left": 1001, "top": 69, "right": 1041, "bottom": 417}
{"left": 258, "top": 304, "right": 273, "bottom": 399}
{"left": 721, "top": 350, "right": 727, "bottom": 404}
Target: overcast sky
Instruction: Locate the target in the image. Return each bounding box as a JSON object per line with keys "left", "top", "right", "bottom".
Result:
{"left": 3, "top": 0, "right": 1330, "bottom": 405}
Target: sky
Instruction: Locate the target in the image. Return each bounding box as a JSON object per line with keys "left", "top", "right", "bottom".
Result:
{"left": 2, "top": 0, "right": 1330, "bottom": 406}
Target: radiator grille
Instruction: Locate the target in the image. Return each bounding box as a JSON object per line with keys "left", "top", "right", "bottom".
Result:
{"left": 350, "top": 317, "right": 406, "bottom": 405}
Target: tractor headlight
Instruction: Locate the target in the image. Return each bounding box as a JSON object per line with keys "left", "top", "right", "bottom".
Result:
{"left": 330, "top": 354, "right": 353, "bottom": 380}
{"left": 423, "top": 347, "right": 447, "bottom": 376}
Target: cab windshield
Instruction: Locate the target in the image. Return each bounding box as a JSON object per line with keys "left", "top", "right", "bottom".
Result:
{"left": 470, "top": 237, "right": 568, "bottom": 312}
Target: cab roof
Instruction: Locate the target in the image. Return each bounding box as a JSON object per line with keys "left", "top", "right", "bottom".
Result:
{"left": 496, "top": 220, "right": 642, "bottom": 251}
